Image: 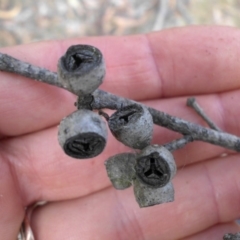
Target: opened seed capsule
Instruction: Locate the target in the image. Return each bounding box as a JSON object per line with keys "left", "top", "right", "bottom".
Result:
{"left": 57, "top": 44, "right": 105, "bottom": 95}
{"left": 58, "top": 110, "right": 108, "bottom": 159}
{"left": 105, "top": 153, "right": 136, "bottom": 190}
{"left": 108, "top": 104, "right": 153, "bottom": 149}
{"left": 135, "top": 145, "right": 176, "bottom": 188}
{"left": 133, "top": 179, "right": 174, "bottom": 208}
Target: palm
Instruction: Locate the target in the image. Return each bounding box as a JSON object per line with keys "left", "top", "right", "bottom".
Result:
{"left": 1, "top": 26, "right": 240, "bottom": 240}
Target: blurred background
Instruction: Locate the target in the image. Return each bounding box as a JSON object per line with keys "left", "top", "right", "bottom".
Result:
{"left": 0, "top": 0, "right": 240, "bottom": 47}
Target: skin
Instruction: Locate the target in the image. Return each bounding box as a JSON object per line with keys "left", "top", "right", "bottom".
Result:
{"left": 0, "top": 26, "right": 240, "bottom": 240}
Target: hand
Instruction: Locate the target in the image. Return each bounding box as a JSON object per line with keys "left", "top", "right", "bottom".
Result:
{"left": 1, "top": 26, "right": 240, "bottom": 240}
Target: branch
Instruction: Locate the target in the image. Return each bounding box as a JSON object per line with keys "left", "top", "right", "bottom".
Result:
{"left": 1, "top": 52, "right": 240, "bottom": 152}
{"left": 0, "top": 52, "right": 64, "bottom": 89}
{"left": 91, "top": 90, "right": 240, "bottom": 151}
{"left": 187, "top": 97, "right": 221, "bottom": 131}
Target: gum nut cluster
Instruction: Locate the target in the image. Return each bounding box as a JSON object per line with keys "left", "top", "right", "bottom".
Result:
{"left": 57, "top": 45, "right": 108, "bottom": 159}
{"left": 56, "top": 44, "right": 176, "bottom": 207}
{"left": 105, "top": 145, "right": 177, "bottom": 207}
{"left": 108, "top": 104, "right": 153, "bottom": 149}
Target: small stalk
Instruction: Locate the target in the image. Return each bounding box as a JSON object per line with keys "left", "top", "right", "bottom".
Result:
{"left": 187, "top": 97, "right": 222, "bottom": 131}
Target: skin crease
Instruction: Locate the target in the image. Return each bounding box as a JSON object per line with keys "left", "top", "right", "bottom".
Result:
{"left": 0, "top": 26, "right": 240, "bottom": 239}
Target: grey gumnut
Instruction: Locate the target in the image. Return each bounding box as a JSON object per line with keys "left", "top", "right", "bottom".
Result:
{"left": 58, "top": 109, "right": 108, "bottom": 159}
{"left": 133, "top": 179, "right": 174, "bottom": 208}
{"left": 57, "top": 44, "right": 105, "bottom": 95}
{"left": 105, "top": 153, "right": 136, "bottom": 190}
{"left": 135, "top": 145, "right": 177, "bottom": 188}
{"left": 108, "top": 104, "right": 153, "bottom": 149}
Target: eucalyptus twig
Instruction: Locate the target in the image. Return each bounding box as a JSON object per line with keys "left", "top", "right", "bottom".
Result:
{"left": 98, "top": 109, "right": 110, "bottom": 121}
{"left": 163, "top": 135, "right": 193, "bottom": 152}
{"left": 92, "top": 90, "right": 240, "bottom": 151}
{"left": 187, "top": 97, "right": 222, "bottom": 131}
{"left": 1, "top": 51, "right": 240, "bottom": 152}
{"left": 0, "top": 52, "right": 65, "bottom": 89}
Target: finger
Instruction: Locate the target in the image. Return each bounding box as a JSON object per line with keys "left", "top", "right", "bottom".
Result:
{"left": 147, "top": 26, "right": 240, "bottom": 97}
{"left": 1, "top": 26, "right": 240, "bottom": 136}
{"left": 0, "top": 76, "right": 76, "bottom": 137}
{"left": 0, "top": 154, "right": 24, "bottom": 239}
{"left": 31, "top": 154, "right": 240, "bottom": 240}
{"left": 0, "top": 125, "right": 123, "bottom": 203}
{"left": 182, "top": 222, "right": 240, "bottom": 240}
{"left": 2, "top": 26, "right": 240, "bottom": 98}
{"left": 3, "top": 88, "right": 240, "bottom": 203}
{"left": 0, "top": 119, "right": 225, "bottom": 203}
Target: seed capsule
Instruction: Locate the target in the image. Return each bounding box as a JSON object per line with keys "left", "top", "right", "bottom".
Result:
{"left": 135, "top": 145, "right": 176, "bottom": 188}
{"left": 133, "top": 179, "right": 174, "bottom": 208}
{"left": 57, "top": 44, "right": 105, "bottom": 95}
{"left": 108, "top": 104, "right": 153, "bottom": 149}
{"left": 58, "top": 110, "right": 107, "bottom": 159}
{"left": 105, "top": 153, "right": 136, "bottom": 190}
